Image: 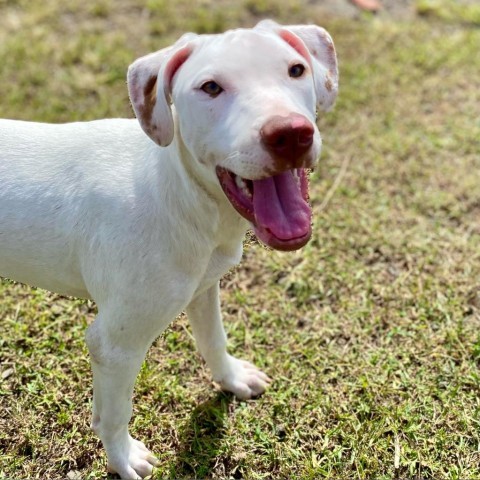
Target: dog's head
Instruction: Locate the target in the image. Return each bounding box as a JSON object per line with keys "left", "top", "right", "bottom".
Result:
{"left": 127, "top": 21, "right": 338, "bottom": 251}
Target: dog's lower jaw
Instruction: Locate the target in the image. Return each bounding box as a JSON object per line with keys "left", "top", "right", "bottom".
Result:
{"left": 216, "top": 166, "right": 312, "bottom": 251}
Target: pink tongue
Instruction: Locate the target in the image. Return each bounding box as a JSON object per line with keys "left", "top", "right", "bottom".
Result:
{"left": 252, "top": 171, "right": 311, "bottom": 241}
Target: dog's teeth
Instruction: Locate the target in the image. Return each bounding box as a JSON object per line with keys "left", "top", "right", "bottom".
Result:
{"left": 235, "top": 175, "right": 244, "bottom": 189}
{"left": 235, "top": 175, "right": 252, "bottom": 199}
{"left": 292, "top": 169, "right": 301, "bottom": 186}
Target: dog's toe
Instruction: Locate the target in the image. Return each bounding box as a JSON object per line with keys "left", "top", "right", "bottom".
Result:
{"left": 107, "top": 436, "right": 158, "bottom": 479}
{"left": 218, "top": 355, "right": 272, "bottom": 400}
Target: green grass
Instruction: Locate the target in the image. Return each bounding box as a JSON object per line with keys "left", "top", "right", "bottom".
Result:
{"left": 1, "top": 1, "right": 480, "bottom": 478}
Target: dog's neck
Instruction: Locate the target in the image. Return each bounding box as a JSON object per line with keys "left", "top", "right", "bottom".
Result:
{"left": 142, "top": 131, "right": 248, "bottom": 260}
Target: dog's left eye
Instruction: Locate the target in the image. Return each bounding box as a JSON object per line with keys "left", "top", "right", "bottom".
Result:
{"left": 289, "top": 64, "right": 305, "bottom": 78}
{"left": 201, "top": 81, "right": 224, "bottom": 97}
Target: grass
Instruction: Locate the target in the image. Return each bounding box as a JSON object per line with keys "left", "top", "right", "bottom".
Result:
{"left": 1, "top": 0, "right": 480, "bottom": 478}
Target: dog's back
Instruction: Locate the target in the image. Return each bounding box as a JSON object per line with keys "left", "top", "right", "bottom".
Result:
{"left": 0, "top": 118, "right": 145, "bottom": 297}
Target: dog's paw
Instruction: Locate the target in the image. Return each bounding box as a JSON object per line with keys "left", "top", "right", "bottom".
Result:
{"left": 218, "top": 354, "right": 272, "bottom": 400}
{"left": 107, "top": 435, "right": 159, "bottom": 479}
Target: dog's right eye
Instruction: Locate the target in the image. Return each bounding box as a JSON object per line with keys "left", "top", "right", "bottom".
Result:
{"left": 289, "top": 64, "right": 306, "bottom": 78}
{"left": 201, "top": 81, "right": 224, "bottom": 97}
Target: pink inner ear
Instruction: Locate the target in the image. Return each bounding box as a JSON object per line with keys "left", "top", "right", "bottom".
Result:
{"left": 279, "top": 30, "right": 312, "bottom": 68}
{"left": 164, "top": 45, "right": 193, "bottom": 95}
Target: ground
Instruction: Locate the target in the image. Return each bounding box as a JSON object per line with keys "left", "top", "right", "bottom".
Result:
{"left": 1, "top": 0, "right": 480, "bottom": 479}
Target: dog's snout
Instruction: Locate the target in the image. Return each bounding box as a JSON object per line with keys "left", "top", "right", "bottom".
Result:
{"left": 260, "top": 113, "right": 314, "bottom": 162}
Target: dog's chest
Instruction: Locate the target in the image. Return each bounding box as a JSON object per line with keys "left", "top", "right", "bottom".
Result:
{"left": 194, "top": 241, "right": 243, "bottom": 297}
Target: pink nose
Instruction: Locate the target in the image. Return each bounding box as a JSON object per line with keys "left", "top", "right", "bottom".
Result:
{"left": 260, "top": 113, "right": 314, "bottom": 163}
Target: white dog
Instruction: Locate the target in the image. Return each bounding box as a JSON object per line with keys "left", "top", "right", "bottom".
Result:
{"left": 0, "top": 20, "right": 337, "bottom": 479}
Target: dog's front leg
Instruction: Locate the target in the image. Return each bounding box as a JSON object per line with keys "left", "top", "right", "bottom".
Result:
{"left": 187, "top": 283, "right": 271, "bottom": 399}
{"left": 86, "top": 314, "right": 160, "bottom": 479}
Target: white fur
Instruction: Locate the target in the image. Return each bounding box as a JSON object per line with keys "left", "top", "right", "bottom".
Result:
{"left": 0, "top": 21, "right": 337, "bottom": 479}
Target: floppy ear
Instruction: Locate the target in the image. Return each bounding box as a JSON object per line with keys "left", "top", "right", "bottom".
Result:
{"left": 127, "top": 38, "right": 194, "bottom": 147}
{"left": 256, "top": 20, "right": 339, "bottom": 112}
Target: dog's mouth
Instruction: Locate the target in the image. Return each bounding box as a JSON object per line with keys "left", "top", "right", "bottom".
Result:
{"left": 216, "top": 167, "right": 311, "bottom": 251}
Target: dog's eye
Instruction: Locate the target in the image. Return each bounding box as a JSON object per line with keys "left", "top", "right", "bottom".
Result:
{"left": 289, "top": 64, "right": 305, "bottom": 78}
{"left": 201, "top": 81, "right": 224, "bottom": 97}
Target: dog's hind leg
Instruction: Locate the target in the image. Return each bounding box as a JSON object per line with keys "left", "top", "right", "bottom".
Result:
{"left": 186, "top": 283, "right": 271, "bottom": 400}
{"left": 85, "top": 310, "right": 161, "bottom": 479}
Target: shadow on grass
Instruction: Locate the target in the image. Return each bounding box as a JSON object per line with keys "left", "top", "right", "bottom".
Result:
{"left": 171, "top": 391, "right": 236, "bottom": 479}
